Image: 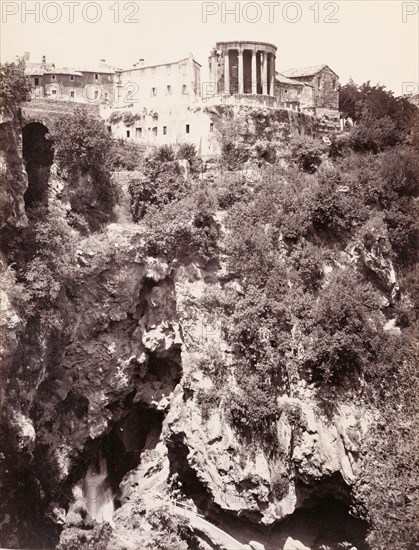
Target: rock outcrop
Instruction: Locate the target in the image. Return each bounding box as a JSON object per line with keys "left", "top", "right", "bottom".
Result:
{"left": 0, "top": 107, "right": 28, "bottom": 229}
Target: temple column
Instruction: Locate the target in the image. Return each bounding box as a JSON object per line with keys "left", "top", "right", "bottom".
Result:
{"left": 261, "top": 52, "right": 267, "bottom": 95}
{"left": 238, "top": 48, "right": 244, "bottom": 95}
{"left": 270, "top": 55, "right": 275, "bottom": 96}
{"left": 251, "top": 49, "right": 257, "bottom": 94}
{"left": 224, "top": 49, "right": 230, "bottom": 95}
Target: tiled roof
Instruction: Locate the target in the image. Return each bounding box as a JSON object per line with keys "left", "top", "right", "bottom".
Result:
{"left": 79, "top": 62, "right": 119, "bottom": 74}
{"left": 282, "top": 64, "right": 329, "bottom": 78}
{"left": 25, "top": 63, "right": 83, "bottom": 76}
{"left": 25, "top": 62, "right": 55, "bottom": 75}
{"left": 275, "top": 72, "right": 304, "bottom": 85}
{"left": 123, "top": 55, "right": 201, "bottom": 72}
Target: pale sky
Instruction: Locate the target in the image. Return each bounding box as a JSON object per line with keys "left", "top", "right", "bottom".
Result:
{"left": 1, "top": 0, "right": 418, "bottom": 95}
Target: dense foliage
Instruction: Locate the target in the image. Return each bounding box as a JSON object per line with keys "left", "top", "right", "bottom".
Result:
{"left": 1, "top": 71, "right": 417, "bottom": 549}
{"left": 53, "top": 109, "right": 119, "bottom": 230}
{"left": 0, "top": 62, "right": 32, "bottom": 111}
{"left": 340, "top": 81, "right": 417, "bottom": 152}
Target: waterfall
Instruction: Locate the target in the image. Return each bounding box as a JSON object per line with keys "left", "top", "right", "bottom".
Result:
{"left": 84, "top": 455, "right": 115, "bottom": 527}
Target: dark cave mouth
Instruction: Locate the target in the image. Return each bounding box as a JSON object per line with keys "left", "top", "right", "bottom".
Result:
{"left": 283, "top": 496, "right": 368, "bottom": 549}
{"left": 22, "top": 122, "right": 54, "bottom": 208}
{"left": 96, "top": 404, "right": 163, "bottom": 494}
{"left": 198, "top": 473, "right": 369, "bottom": 550}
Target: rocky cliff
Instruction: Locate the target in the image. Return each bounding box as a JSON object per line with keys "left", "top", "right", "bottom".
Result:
{"left": 1, "top": 104, "right": 417, "bottom": 550}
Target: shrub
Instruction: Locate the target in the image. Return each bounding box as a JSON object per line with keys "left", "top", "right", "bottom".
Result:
{"left": 53, "top": 109, "right": 118, "bottom": 230}
{"left": 221, "top": 141, "right": 250, "bottom": 170}
{"left": 214, "top": 172, "right": 251, "bottom": 209}
{"left": 384, "top": 201, "right": 418, "bottom": 265}
{"left": 289, "top": 136, "right": 325, "bottom": 173}
{"left": 302, "top": 271, "right": 381, "bottom": 384}
{"left": 176, "top": 142, "right": 202, "bottom": 173}
{"left": 53, "top": 108, "right": 113, "bottom": 174}
{"left": 349, "top": 116, "right": 399, "bottom": 153}
{"left": 0, "top": 61, "right": 32, "bottom": 110}
{"left": 151, "top": 144, "right": 176, "bottom": 163}
{"left": 143, "top": 192, "right": 219, "bottom": 264}
{"left": 228, "top": 376, "right": 279, "bottom": 436}
{"left": 129, "top": 160, "right": 190, "bottom": 221}
{"left": 290, "top": 242, "right": 324, "bottom": 292}
{"left": 107, "top": 140, "right": 144, "bottom": 171}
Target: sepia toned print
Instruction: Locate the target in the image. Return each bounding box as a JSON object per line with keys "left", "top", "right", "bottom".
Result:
{"left": 0, "top": 2, "right": 418, "bottom": 549}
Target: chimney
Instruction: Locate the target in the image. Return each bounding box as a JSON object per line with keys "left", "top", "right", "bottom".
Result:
{"left": 100, "top": 59, "right": 106, "bottom": 63}
{"left": 41, "top": 55, "right": 47, "bottom": 69}
{"left": 24, "top": 52, "right": 30, "bottom": 62}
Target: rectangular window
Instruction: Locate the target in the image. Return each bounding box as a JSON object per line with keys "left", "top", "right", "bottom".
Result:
{"left": 70, "top": 91, "right": 75, "bottom": 98}
{"left": 182, "top": 84, "right": 187, "bottom": 94}
{"left": 94, "top": 90, "right": 99, "bottom": 99}
{"left": 166, "top": 85, "right": 171, "bottom": 95}
{"left": 163, "top": 126, "right": 167, "bottom": 135}
{"left": 151, "top": 87, "right": 157, "bottom": 96}
{"left": 52, "top": 89, "right": 57, "bottom": 95}
{"left": 317, "top": 77, "right": 321, "bottom": 87}
{"left": 34, "top": 77, "right": 39, "bottom": 86}
{"left": 70, "top": 75, "right": 74, "bottom": 81}
{"left": 105, "top": 93, "right": 108, "bottom": 102}
{"left": 186, "top": 124, "right": 190, "bottom": 134}
{"left": 95, "top": 73, "right": 99, "bottom": 80}
{"left": 285, "top": 89, "right": 288, "bottom": 94}
{"left": 209, "top": 122, "right": 214, "bottom": 132}
{"left": 52, "top": 75, "right": 56, "bottom": 80}
{"left": 332, "top": 78, "right": 336, "bottom": 90}
{"left": 126, "top": 130, "right": 130, "bottom": 138}
{"left": 152, "top": 127, "right": 158, "bottom": 136}
{"left": 136, "top": 127, "right": 142, "bottom": 138}
{"left": 107, "top": 126, "right": 112, "bottom": 133}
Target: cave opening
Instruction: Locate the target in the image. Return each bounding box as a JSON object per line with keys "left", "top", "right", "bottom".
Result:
{"left": 201, "top": 474, "right": 369, "bottom": 550}
{"left": 277, "top": 495, "right": 369, "bottom": 549}
{"left": 78, "top": 402, "right": 165, "bottom": 513}
{"left": 22, "top": 122, "right": 54, "bottom": 208}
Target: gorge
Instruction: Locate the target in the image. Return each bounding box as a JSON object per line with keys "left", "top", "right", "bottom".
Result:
{"left": 0, "top": 65, "right": 418, "bottom": 550}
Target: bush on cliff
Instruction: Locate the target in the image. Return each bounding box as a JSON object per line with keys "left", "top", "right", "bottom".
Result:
{"left": 143, "top": 190, "right": 219, "bottom": 264}
{"left": 289, "top": 136, "right": 325, "bottom": 173}
{"left": 107, "top": 140, "right": 145, "bottom": 171}
{"left": 0, "top": 61, "right": 32, "bottom": 111}
{"left": 53, "top": 108, "right": 119, "bottom": 230}
{"left": 129, "top": 159, "right": 190, "bottom": 221}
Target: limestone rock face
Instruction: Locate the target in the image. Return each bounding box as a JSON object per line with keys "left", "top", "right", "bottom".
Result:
{"left": 1, "top": 195, "right": 371, "bottom": 549}
{"left": 162, "top": 264, "right": 369, "bottom": 526}
{"left": 0, "top": 107, "right": 28, "bottom": 229}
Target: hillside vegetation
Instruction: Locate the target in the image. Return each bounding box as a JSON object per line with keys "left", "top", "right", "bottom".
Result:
{"left": 0, "top": 63, "right": 418, "bottom": 549}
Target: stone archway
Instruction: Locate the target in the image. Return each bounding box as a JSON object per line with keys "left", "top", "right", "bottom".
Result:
{"left": 22, "top": 122, "right": 54, "bottom": 207}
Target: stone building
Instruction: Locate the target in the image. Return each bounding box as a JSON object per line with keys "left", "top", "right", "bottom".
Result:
{"left": 208, "top": 41, "right": 277, "bottom": 102}
{"left": 20, "top": 43, "right": 340, "bottom": 155}
{"left": 115, "top": 54, "right": 201, "bottom": 107}
{"left": 281, "top": 64, "right": 340, "bottom": 114}
{"left": 275, "top": 73, "right": 304, "bottom": 111}
{"left": 24, "top": 53, "right": 117, "bottom": 104}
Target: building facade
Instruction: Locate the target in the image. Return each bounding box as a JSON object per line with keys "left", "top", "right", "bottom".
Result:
{"left": 281, "top": 64, "right": 340, "bottom": 113}
{"left": 115, "top": 54, "right": 201, "bottom": 108}
{"left": 21, "top": 44, "right": 340, "bottom": 155}
{"left": 24, "top": 53, "right": 117, "bottom": 104}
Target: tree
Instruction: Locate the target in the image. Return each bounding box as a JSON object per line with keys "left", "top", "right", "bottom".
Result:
{"left": 53, "top": 109, "right": 118, "bottom": 230}
{"left": 53, "top": 108, "right": 113, "bottom": 174}
{"left": 0, "top": 62, "right": 32, "bottom": 111}
{"left": 289, "top": 136, "right": 325, "bottom": 173}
